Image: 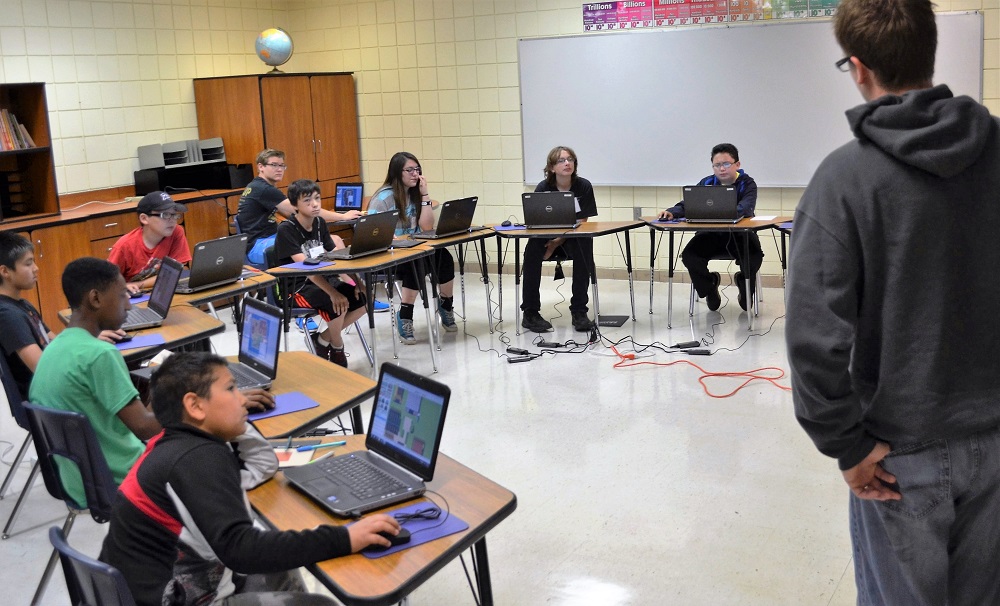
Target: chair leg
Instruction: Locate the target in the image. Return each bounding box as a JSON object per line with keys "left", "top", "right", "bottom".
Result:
{"left": 0, "top": 434, "right": 32, "bottom": 498}
{"left": 2, "top": 459, "right": 40, "bottom": 539}
{"left": 688, "top": 283, "right": 696, "bottom": 316}
{"left": 31, "top": 511, "right": 76, "bottom": 606}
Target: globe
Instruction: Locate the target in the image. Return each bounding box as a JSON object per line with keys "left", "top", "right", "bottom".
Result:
{"left": 255, "top": 28, "right": 293, "bottom": 71}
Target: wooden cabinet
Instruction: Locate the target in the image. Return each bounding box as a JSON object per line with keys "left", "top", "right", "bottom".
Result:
{"left": 194, "top": 73, "right": 361, "bottom": 187}
{"left": 182, "top": 195, "right": 228, "bottom": 246}
{"left": 32, "top": 222, "right": 91, "bottom": 331}
{"left": 0, "top": 83, "right": 58, "bottom": 224}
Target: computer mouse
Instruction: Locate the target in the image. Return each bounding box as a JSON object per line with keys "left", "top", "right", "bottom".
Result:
{"left": 116, "top": 335, "right": 133, "bottom": 344}
{"left": 363, "top": 528, "right": 411, "bottom": 553}
{"left": 501, "top": 220, "right": 512, "bottom": 227}
{"left": 129, "top": 291, "right": 144, "bottom": 299}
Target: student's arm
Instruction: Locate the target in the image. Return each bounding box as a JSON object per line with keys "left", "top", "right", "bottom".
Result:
{"left": 319, "top": 208, "right": 363, "bottom": 222}
{"left": 116, "top": 399, "right": 161, "bottom": 440}
{"left": 127, "top": 276, "right": 156, "bottom": 293}
{"left": 736, "top": 177, "right": 758, "bottom": 218}
{"left": 231, "top": 425, "right": 278, "bottom": 490}
{"left": 274, "top": 198, "right": 296, "bottom": 219}
{"left": 15, "top": 343, "right": 44, "bottom": 373}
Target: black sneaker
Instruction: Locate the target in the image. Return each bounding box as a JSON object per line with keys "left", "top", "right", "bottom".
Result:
{"left": 735, "top": 271, "right": 748, "bottom": 311}
{"left": 310, "top": 333, "right": 331, "bottom": 360}
{"left": 329, "top": 348, "right": 348, "bottom": 368}
{"left": 706, "top": 272, "right": 722, "bottom": 311}
{"left": 571, "top": 311, "right": 595, "bottom": 332}
{"left": 521, "top": 310, "right": 553, "bottom": 333}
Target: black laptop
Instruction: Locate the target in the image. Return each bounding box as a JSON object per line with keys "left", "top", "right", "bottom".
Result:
{"left": 175, "top": 234, "right": 248, "bottom": 294}
{"left": 229, "top": 297, "right": 282, "bottom": 390}
{"left": 683, "top": 185, "right": 740, "bottom": 223}
{"left": 334, "top": 183, "right": 364, "bottom": 213}
{"left": 324, "top": 210, "right": 400, "bottom": 260}
{"left": 121, "top": 257, "right": 183, "bottom": 331}
{"left": 413, "top": 197, "right": 479, "bottom": 239}
{"left": 282, "top": 362, "right": 451, "bottom": 517}
{"left": 522, "top": 191, "right": 578, "bottom": 229}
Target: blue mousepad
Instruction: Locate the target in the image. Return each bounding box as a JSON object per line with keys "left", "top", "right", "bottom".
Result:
{"left": 492, "top": 224, "right": 524, "bottom": 232}
{"left": 248, "top": 392, "right": 319, "bottom": 421}
{"left": 116, "top": 334, "right": 165, "bottom": 351}
{"left": 779, "top": 221, "right": 794, "bottom": 230}
{"left": 280, "top": 260, "right": 335, "bottom": 270}
{"left": 359, "top": 501, "right": 469, "bottom": 559}
{"left": 129, "top": 294, "right": 151, "bottom": 304}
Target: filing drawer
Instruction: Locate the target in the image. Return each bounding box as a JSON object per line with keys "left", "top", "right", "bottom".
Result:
{"left": 87, "top": 213, "right": 139, "bottom": 241}
{"left": 91, "top": 236, "right": 120, "bottom": 258}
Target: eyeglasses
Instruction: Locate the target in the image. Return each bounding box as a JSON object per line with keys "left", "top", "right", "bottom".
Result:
{"left": 403, "top": 167, "right": 422, "bottom": 175}
{"left": 555, "top": 157, "right": 576, "bottom": 165}
{"left": 835, "top": 56, "right": 852, "bottom": 72}
{"left": 153, "top": 212, "right": 180, "bottom": 221}
{"left": 712, "top": 162, "right": 735, "bottom": 170}
{"left": 265, "top": 163, "right": 287, "bottom": 169}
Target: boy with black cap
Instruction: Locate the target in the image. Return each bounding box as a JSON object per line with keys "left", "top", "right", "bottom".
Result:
{"left": 109, "top": 190, "right": 192, "bottom": 293}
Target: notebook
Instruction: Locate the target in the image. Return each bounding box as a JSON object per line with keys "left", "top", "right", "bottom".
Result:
{"left": 282, "top": 362, "right": 451, "bottom": 517}
{"left": 229, "top": 297, "right": 282, "bottom": 390}
{"left": 413, "top": 197, "right": 479, "bottom": 239}
{"left": 683, "top": 185, "right": 740, "bottom": 223}
{"left": 522, "top": 191, "right": 578, "bottom": 229}
{"left": 334, "top": 183, "right": 364, "bottom": 213}
{"left": 175, "top": 234, "right": 249, "bottom": 294}
{"left": 121, "top": 257, "right": 183, "bottom": 331}
{"left": 324, "top": 210, "right": 400, "bottom": 260}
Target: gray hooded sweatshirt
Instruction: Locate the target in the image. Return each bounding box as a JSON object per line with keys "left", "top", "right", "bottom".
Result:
{"left": 785, "top": 84, "right": 1000, "bottom": 470}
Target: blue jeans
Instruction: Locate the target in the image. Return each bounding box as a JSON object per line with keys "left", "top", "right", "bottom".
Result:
{"left": 247, "top": 234, "right": 277, "bottom": 270}
{"left": 851, "top": 425, "right": 1000, "bottom": 605}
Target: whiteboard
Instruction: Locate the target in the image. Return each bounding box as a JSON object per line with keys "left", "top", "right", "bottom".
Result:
{"left": 518, "top": 13, "right": 983, "bottom": 187}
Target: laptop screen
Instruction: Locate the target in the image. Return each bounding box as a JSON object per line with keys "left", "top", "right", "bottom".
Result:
{"left": 335, "top": 183, "right": 363, "bottom": 211}
{"left": 239, "top": 298, "right": 281, "bottom": 374}
{"left": 367, "top": 363, "right": 450, "bottom": 481}
{"left": 148, "top": 257, "right": 182, "bottom": 315}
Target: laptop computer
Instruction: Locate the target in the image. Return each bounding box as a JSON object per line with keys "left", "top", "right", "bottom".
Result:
{"left": 175, "top": 234, "right": 249, "bottom": 294}
{"left": 282, "top": 362, "right": 451, "bottom": 517}
{"left": 683, "top": 185, "right": 740, "bottom": 223}
{"left": 324, "top": 210, "right": 400, "bottom": 260}
{"left": 121, "top": 256, "right": 183, "bottom": 331}
{"left": 228, "top": 297, "right": 282, "bottom": 390}
{"left": 522, "top": 191, "right": 578, "bottom": 229}
{"left": 334, "top": 182, "right": 364, "bottom": 213}
{"left": 413, "top": 197, "right": 479, "bottom": 239}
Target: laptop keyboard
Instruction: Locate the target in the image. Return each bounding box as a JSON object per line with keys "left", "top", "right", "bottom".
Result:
{"left": 228, "top": 363, "right": 265, "bottom": 389}
{"left": 124, "top": 307, "right": 161, "bottom": 324}
{"left": 316, "top": 455, "right": 407, "bottom": 500}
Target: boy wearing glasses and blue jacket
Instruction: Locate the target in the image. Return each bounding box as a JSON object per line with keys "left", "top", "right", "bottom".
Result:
{"left": 108, "top": 190, "right": 192, "bottom": 293}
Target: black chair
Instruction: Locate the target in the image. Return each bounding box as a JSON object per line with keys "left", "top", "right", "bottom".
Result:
{"left": 49, "top": 526, "right": 136, "bottom": 606}
{"left": 0, "top": 353, "right": 40, "bottom": 539}
{"left": 22, "top": 402, "right": 119, "bottom": 605}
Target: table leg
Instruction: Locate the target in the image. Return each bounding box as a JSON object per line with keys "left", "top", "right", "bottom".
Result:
{"left": 514, "top": 241, "right": 522, "bottom": 335}
{"left": 744, "top": 232, "right": 755, "bottom": 330}
{"left": 781, "top": 229, "right": 788, "bottom": 287}
{"left": 477, "top": 240, "right": 493, "bottom": 333}
{"left": 413, "top": 259, "right": 439, "bottom": 372}
{"left": 649, "top": 228, "right": 655, "bottom": 315}
{"left": 387, "top": 267, "right": 399, "bottom": 361}
{"left": 426, "top": 254, "right": 442, "bottom": 352}
{"left": 364, "top": 271, "right": 379, "bottom": 377}
{"left": 624, "top": 231, "right": 635, "bottom": 321}
{"left": 668, "top": 231, "right": 675, "bottom": 329}
{"left": 455, "top": 243, "right": 467, "bottom": 324}
{"left": 495, "top": 235, "right": 503, "bottom": 323}
{"left": 279, "top": 276, "right": 293, "bottom": 351}
{"left": 474, "top": 537, "right": 495, "bottom": 606}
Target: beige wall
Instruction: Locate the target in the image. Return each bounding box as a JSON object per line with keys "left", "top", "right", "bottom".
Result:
{"left": 1, "top": 0, "right": 997, "bottom": 275}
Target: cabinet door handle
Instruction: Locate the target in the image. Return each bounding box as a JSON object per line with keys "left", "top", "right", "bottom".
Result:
{"left": 312, "top": 139, "right": 316, "bottom": 153}
{"left": 318, "top": 139, "right": 323, "bottom": 153}
{"left": 35, "top": 239, "right": 42, "bottom": 258}
{"left": 104, "top": 222, "right": 119, "bottom": 228}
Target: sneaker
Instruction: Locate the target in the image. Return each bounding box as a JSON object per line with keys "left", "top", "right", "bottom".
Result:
{"left": 521, "top": 310, "right": 553, "bottom": 333}
{"left": 571, "top": 311, "right": 595, "bottom": 332}
{"left": 705, "top": 272, "right": 722, "bottom": 311}
{"left": 309, "top": 333, "right": 331, "bottom": 360}
{"left": 735, "top": 271, "right": 748, "bottom": 311}
{"left": 373, "top": 299, "right": 390, "bottom": 313}
{"left": 329, "top": 348, "right": 348, "bottom": 368}
{"left": 297, "top": 317, "right": 320, "bottom": 332}
{"left": 438, "top": 304, "right": 458, "bottom": 332}
{"left": 396, "top": 311, "right": 416, "bottom": 344}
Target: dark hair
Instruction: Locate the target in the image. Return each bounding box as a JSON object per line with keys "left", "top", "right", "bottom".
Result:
{"left": 0, "top": 232, "right": 34, "bottom": 286}
{"left": 379, "top": 152, "right": 423, "bottom": 218}
{"left": 62, "top": 257, "right": 122, "bottom": 309}
{"left": 834, "top": 0, "right": 936, "bottom": 91}
{"left": 255, "top": 148, "right": 285, "bottom": 166}
{"left": 150, "top": 352, "right": 229, "bottom": 426}
{"left": 711, "top": 143, "right": 739, "bottom": 162}
{"left": 287, "top": 179, "right": 321, "bottom": 206}
{"left": 543, "top": 146, "right": 579, "bottom": 188}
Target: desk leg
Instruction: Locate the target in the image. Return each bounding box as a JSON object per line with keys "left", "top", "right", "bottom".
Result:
{"left": 496, "top": 235, "right": 503, "bottom": 323}
{"left": 456, "top": 243, "right": 467, "bottom": 324}
{"left": 364, "top": 271, "right": 379, "bottom": 377}
{"left": 387, "top": 267, "right": 400, "bottom": 361}
{"left": 624, "top": 231, "right": 635, "bottom": 321}
{"left": 426, "top": 255, "right": 442, "bottom": 352}
{"left": 514, "top": 241, "right": 521, "bottom": 335}
{"left": 667, "top": 231, "right": 675, "bottom": 329}
{"left": 473, "top": 537, "right": 495, "bottom": 606}
{"left": 744, "top": 232, "right": 755, "bottom": 330}
{"left": 781, "top": 229, "right": 788, "bottom": 287}
{"left": 413, "top": 259, "right": 439, "bottom": 372}
{"left": 649, "top": 228, "right": 655, "bottom": 315}
{"left": 477, "top": 240, "right": 493, "bottom": 333}
{"left": 280, "top": 277, "right": 293, "bottom": 351}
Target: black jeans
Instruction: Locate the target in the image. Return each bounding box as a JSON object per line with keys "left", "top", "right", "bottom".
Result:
{"left": 520, "top": 238, "right": 593, "bottom": 314}
{"left": 681, "top": 231, "right": 763, "bottom": 297}
{"left": 395, "top": 248, "right": 455, "bottom": 292}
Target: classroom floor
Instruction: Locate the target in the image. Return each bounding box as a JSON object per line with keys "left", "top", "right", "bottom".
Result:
{"left": 0, "top": 270, "right": 858, "bottom": 605}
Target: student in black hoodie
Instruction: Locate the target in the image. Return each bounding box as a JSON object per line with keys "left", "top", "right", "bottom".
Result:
{"left": 786, "top": 0, "right": 1000, "bottom": 603}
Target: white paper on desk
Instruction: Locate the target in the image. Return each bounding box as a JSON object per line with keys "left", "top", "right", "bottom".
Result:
{"left": 754, "top": 215, "right": 778, "bottom": 221}
{"left": 274, "top": 448, "right": 314, "bottom": 468}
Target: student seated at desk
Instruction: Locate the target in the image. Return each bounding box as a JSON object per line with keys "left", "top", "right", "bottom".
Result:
{"left": 658, "top": 143, "right": 762, "bottom": 311}
{"left": 100, "top": 352, "right": 400, "bottom": 606}
{"left": 108, "top": 191, "right": 192, "bottom": 294}
{"left": 237, "top": 149, "right": 363, "bottom": 269}
{"left": 368, "top": 152, "right": 458, "bottom": 343}
{"left": 521, "top": 146, "right": 597, "bottom": 334}
{"left": 274, "top": 179, "right": 368, "bottom": 368}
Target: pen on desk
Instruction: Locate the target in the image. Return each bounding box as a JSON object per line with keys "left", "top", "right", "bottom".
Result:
{"left": 285, "top": 436, "right": 293, "bottom": 450}
{"left": 309, "top": 450, "right": 338, "bottom": 464}
{"left": 296, "top": 440, "right": 347, "bottom": 452}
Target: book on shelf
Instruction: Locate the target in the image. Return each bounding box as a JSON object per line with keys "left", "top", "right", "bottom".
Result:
{"left": 0, "top": 109, "right": 35, "bottom": 151}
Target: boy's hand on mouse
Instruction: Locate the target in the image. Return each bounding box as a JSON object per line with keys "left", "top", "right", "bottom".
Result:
{"left": 658, "top": 210, "right": 674, "bottom": 221}
{"left": 347, "top": 514, "right": 400, "bottom": 552}
{"left": 241, "top": 388, "right": 275, "bottom": 412}
{"left": 126, "top": 282, "right": 143, "bottom": 295}
{"left": 98, "top": 329, "right": 129, "bottom": 344}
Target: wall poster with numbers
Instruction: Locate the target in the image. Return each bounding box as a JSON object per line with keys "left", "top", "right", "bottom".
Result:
{"left": 584, "top": 0, "right": 841, "bottom": 29}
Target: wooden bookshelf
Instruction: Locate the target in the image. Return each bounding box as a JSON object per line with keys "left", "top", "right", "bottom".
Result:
{"left": 0, "top": 83, "right": 58, "bottom": 224}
